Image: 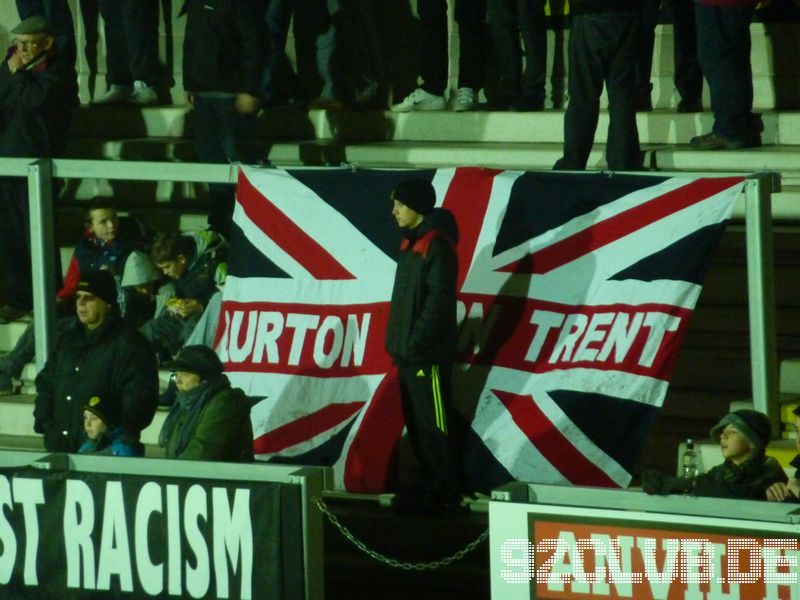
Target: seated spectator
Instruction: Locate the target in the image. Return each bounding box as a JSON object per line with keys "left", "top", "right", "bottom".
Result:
{"left": 141, "top": 231, "right": 227, "bottom": 361}
{"left": 59, "top": 199, "right": 146, "bottom": 309}
{"left": 78, "top": 394, "right": 144, "bottom": 456}
{"left": 158, "top": 345, "right": 253, "bottom": 461}
{"left": 642, "top": 409, "right": 787, "bottom": 499}
{"left": 34, "top": 270, "right": 159, "bottom": 453}
{"left": 0, "top": 201, "right": 146, "bottom": 396}
{"left": 766, "top": 405, "right": 800, "bottom": 502}
{"left": 120, "top": 249, "right": 168, "bottom": 328}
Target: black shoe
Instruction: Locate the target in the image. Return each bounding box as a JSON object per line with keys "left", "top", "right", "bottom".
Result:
{"left": 690, "top": 131, "right": 760, "bottom": 150}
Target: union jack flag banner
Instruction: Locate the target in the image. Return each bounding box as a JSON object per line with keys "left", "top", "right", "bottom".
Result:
{"left": 217, "top": 166, "right": 744, "bottom": 493}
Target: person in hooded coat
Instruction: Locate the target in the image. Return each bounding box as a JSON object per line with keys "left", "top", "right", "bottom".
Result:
{"left": 385, "top": 178, "right": 462, "bottom": 513}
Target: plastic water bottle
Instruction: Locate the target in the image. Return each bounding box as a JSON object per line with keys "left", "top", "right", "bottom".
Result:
{"left": 682, "top": 439, "right": 698, "bottom": 478}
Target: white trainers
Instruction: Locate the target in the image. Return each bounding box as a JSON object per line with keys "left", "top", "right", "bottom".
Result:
{"left": 453, "top": 87, "right": 476, "bottom": 112}
{"left": 391, "top": 88, "right": 446, "bottom": 112}
{"left": 129, "top": 80, "right": 158, "bottom": 106}
{"left": 91, "top": 84, "right": 132, "bottom": 106}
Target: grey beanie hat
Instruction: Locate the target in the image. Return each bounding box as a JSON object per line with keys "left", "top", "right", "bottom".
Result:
{"left": 12, "top": 15, "right": 52, "bottom": 35}
{"left": 121, "top": 250, "right": 161, "bottom": 287}
{"left": 710, "top": 409, "right": 772, "bottom": 451}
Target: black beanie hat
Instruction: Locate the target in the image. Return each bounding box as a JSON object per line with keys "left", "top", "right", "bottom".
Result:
{"left": 392, "top": 178, "right": 436, "bottom": 216}
{"left": 710, "top": 409, "right": 772, "bottom": 451}
{"left": 83, "top": 395, "right": 121, "bottom": 429}
{"left": 164, "top": 345, "right": 224, "bottom": 380}
{"left": 77, "top": 270, "right": 118, "bottom": 306}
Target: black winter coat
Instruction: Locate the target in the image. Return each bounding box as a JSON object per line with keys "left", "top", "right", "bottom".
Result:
{"left": 34, "top": 314, "right": 159, "bottom": 452}
{"left": 0, "top": 46, "right": 78, "bottom": 157}
{"left": 181, "top": 0, "right": 266, "bottom": 95}
{"left": 385, "top": 208, "right": 459, "bottom": 367}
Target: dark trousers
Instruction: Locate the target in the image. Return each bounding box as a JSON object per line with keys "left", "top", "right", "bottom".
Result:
{"left": 97, "top": 0, "right": 159, "bottom": 86}
{"left": 554, "top": 11, "right": 642, "bottom": 171}
{"left": 0, "top": 180, "right": 32, "bottom": 311}
{"left": 397, "top": 363, "right": 460, "bottom": 501}
{"left": 487, "top": 0, "right": 547, "bottom": 104}
{"left": 695, "top": 3, "right": 755, "bottom": 140}
{"left": 16, "top": 0, "right": 76, "bottom": 61}
{"left": 192, "top": 95, "right": 259, "bottom": 238}
{"left": 635, "top": 0, "right": 702, "bottom": 105}
{"left": 418, "top": 0, "right": 486, "bottom": 95}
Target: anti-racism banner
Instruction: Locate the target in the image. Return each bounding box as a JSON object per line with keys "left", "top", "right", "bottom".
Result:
{"left": 0, "top": 467, "right": 305, "bottom": 599}
{"left": 218, "top": 167, "right": 744, "bottom": 493}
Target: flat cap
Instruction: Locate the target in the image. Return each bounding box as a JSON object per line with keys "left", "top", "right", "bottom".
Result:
{"left": 11, "top": 15, "right": 52, "bottom": 35}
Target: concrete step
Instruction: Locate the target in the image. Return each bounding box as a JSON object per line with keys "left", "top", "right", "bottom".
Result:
{"left": 781, "top": 357, "right": 800, "bottom": 394}
{"left": 67, "top": 105, "right": 800, "bottom": 146}
{"left": 0, "top": 321, "right": 30, "bottom": 353}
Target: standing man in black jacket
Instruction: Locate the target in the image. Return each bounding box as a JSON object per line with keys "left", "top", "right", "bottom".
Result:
{"left": 385, "top": 178, "right": 461, "bottom": 513}
{"left": 34, "top": 271, "right": 159, "bottom": 453}
{"left": 0, "top": 15, "right": 78, "bottom": 323}
{"left": 181, "top": 0, "right": 267, "bottom": 239}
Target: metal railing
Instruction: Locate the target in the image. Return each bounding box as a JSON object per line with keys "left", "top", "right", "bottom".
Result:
{"left": 0, "top": 159, "right": 782, "bottom": 430}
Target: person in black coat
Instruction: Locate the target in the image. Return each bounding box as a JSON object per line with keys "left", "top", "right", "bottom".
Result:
{"left": 385, "top": 178, "right": 462, "bottom": 514}
{"left": 0, "top": 15, "right": 78, "bottom": 322}
{"left": 181, "top": 0, "right": 266, "bottom": 238}
{"left": 34, "top": 271, "right": 159, "bottom": 453}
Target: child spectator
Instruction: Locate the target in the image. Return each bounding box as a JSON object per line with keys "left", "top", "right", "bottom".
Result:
{"left": 765, "top": 405, "right": 800, "bottom": 502}
{"left": 78, "top": 394, "right": 144, "bottom": 456}
{"left": 59, "top": 198, "right": 145, "bottom": 309}
{"left": 141, "top": 231, "right": 227, "bottom": 361}
{"left": 642, "top": 409, "right": 787, "bottom": 499}
{"left": 158, "top": 345, "right": 253, "bottom": 461}
{"left": 120, "top": 249, "right": 167, "bottom": 328}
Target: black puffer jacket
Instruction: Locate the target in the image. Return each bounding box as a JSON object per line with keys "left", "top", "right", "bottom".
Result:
{"left": 385, "top": 208, "right": 459, "bottom": 367}
{"left": 34, "top": 314, "right": 159, "bottom": 452}
{"left": 181, "top": 0, "right": 266, "bottom": 95}
{"left": 0, "top": 46, "right": 78, "bottom": 157}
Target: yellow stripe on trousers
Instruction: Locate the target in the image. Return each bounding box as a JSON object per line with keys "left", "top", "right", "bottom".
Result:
{"left": 431, "top": 365, "right": 447, "bottom": 434}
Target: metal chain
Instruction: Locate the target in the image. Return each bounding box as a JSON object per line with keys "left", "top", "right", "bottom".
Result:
{"left": 313, "top": 496, "right": 489, "bottom": 571}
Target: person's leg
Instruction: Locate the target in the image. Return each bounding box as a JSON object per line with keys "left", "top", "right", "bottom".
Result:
{"left": 122, "top": 0, "right": 160, "bottom": 87}
{"left": 633, "top": 0, "right": 659, "bottom": 110}
{"left": 454, "top": 0, "right": 487, "bottom": 92}
{"left": 605, "top": 12, "right": 643, "bottom": 170}
{"left": 262, "top": 0, "right": 299, "bottom": 103}
{"left": 487, "top": 0, "right": 520, "bottom": 106}
{"left": 671, "top": 0, "right": 702, "bottom": 108}
{"left": 97, "top": 0, "right": 132, "bottom": 86}
{"left": 517, "top": 0, "right": 547, "bottom": 108}
{"left": 398, "top": 364, "right": 461, "bottom": 505}
{"left": 695, "top": 3, "right": 755, "bottom": 141}
{"left": 0, "top": 180, "right": 33, "bottom": 313}
{"left": 417, "top": 0, "right": 449, "bottom": 95}
{"left": 553, "top": 14, "right": 606, "bottom": 170}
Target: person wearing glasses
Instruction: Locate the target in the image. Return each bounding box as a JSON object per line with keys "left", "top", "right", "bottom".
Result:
{"left": 0, "top": 15, "right": 78, "bottom": 324}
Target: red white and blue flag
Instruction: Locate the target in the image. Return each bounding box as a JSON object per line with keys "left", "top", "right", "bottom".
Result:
{"left": 217, "top": 166, "right": 743, "bottom": 492}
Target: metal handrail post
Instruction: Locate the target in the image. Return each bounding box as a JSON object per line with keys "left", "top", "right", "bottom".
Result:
{"left": 28, "top": 160, "right": 57, "bottom": 372}
{"left": 744, "top": 175, "right": 779, "bottom": 433}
